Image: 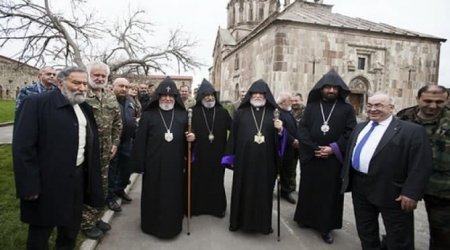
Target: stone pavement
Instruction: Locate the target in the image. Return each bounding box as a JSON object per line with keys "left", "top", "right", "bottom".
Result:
{"left": 90, "top": 169, "right": 430, "bottom": 250}
{"left": 0, "top": 124, "right": 13, "bottom": 144}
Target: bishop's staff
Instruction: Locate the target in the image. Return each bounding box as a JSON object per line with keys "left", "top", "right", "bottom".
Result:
{"left": 187, "top": 108, "right": 193, "bottom": 235}
{"left": 273, "top": 108, "right": 281, "bottom": 242}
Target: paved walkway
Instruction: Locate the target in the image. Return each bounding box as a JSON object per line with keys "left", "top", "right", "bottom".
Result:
{"left": 0, "top": 125, "right": 13, "bottom": 144}
{"left": 92, "top": 169, "right": 430, "bottom": 250}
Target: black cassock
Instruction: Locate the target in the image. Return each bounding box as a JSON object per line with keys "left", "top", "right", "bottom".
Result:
{"left": 294, "top": 100, "right": 356, "bottom": 232}
{"left": 224, "top": 105, "right": 283, "bottom": 234}
{"left": 191, "top": 105, "right": 231, "bottom": 217}
{"left": 132, "top": 107, "right": 187, "bottom": 238}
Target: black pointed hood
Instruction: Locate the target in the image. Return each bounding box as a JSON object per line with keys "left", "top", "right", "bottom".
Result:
{"left": 307, "top": 69, "right": 350, "bottom": 103}
{"left": 194, "top": 78, "right": 223, "bottom": 108}
{"left": 146, "top": 76, "right": 185, "bottom": 110}
{"left": 239, "top": 79, "right": 278, "bottom": 109}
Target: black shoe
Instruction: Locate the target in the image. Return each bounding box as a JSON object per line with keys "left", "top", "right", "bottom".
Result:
{"left": 321, "top": 232, "right": 334, "bottom": 244}
{"left": 107, "top": 200, "right": 122, "bottom": 212}
{"left": 115, "top": 190, "right": 132, "bottom": 202}
{"left": 281, "top": 192, "right": 296, "bottom": 204}
{"left": 229, "top": 225, "right": 239, "bottom": 232}
{"left": 82, "top": 227, "right": 104, "bottom": 240}
{"left": 96, "top": 220, "right": 111, "bottom": 232}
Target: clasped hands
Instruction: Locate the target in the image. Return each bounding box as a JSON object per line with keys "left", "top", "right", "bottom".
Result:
{"left": 314, "top": 146, "right": 333, "bottom": 159}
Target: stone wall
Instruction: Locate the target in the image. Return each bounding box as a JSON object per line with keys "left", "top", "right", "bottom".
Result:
{"left": 219, "top": 23, "right": 441, "bottom": 113}
{"left": 0, "top": 59, "right": 38, "bottom": 99}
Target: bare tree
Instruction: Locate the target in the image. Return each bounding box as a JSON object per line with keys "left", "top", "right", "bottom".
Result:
{"left": 0, "top": 0, "right": 202, "bottom": 74}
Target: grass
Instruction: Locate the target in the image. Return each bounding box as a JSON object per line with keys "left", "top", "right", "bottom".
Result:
{"left": 0, "top": 100, "right": 15, "bottom": 123}
{"left": 0, "top": 145, "right": 85, "bottom": 249}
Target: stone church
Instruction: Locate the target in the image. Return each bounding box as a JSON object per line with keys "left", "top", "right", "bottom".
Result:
{"left": 210, "top": 0, "right": 446, "bottom": 115}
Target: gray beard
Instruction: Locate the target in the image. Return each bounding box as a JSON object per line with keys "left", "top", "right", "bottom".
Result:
{"left": 250, "top": 99, "right": 266, "bottom": 107}
{"left": 202, "top": 100, "right": 215, "bottom": 109}
{"left": 61, "top": 85, "right": 86, "bottom": 105}
{"left": 159, "top": 102, "right": 174, "bottom": 111}
{"left": 88, "top": 81, "right": 106, "bottom": 90}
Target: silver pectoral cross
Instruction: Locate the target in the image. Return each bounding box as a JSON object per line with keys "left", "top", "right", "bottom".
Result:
{"left": 254, "top": 132, "right": 265, "bottom": 144}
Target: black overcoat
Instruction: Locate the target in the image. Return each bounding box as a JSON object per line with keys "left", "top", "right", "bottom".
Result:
{"left": 13, "top": 89, "right": 104, "bottom": 226}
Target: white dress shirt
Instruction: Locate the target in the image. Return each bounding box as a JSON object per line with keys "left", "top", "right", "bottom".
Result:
{"left": 352, "top": 115, "right": 393, "bottom": 174}
{"left": 73, "top": 104, "right": 87, "bottom": 166}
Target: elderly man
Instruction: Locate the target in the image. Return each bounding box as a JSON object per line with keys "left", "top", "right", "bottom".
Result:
{"left": 13, "top": 67, "right": 103, "bottom": 249}
{"left": 342, "top": 93, "right": 432, "bottom": 250}
{"left": 222, "top": 79, "right": 285, "bottom": 235}
{"left": 131, "top": 77, "right": 195, "bottom": 238}
{"left": 15, "top": 66, "right": 57, "bottom": 110}
{"left": 276, "top": 91, "right": 299, "bottom": 204}
{"left": 81, "top": 62, "right": 122, "bottom": 239}
{"left": 191, "top": 79, "right": 232, "bottom": 218}
{"left": 397, "top": 85, "right": 450, "bottom": 250}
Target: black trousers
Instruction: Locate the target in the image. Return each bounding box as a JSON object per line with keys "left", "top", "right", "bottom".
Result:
{"left": 424, "top": 194, "right": 450, "bottom": 250}
{"left": 26, "top": 166, "right": 84, "bottom": 250}
{"left": 352, "top": 173, "right": 414, "bottom": 250}
{"left": 280, "top": 149, "right": 298, "bottom": 194}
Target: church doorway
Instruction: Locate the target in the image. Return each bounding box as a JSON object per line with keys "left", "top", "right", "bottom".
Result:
{"left": 348, "top": 76, "right": 370, "bottom": 118}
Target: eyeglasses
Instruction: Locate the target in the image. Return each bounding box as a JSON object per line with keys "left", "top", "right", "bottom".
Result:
{"left": 366, "top": 103, "right": 392, "bottom": 110}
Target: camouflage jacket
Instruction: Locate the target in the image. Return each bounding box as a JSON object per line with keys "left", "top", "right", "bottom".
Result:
{"left": 397, "top": 106, "right": 450, "bottom": 199}
{"left": 15, "top": 82, "right": 57, "bottom": 110}
{"left": 86, "top": 88, "right": 123, "bottom": 165}
{"left": 291, "top": 103, "right": 306, "bottom": 126}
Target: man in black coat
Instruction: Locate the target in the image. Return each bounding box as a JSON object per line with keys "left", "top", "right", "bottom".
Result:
{"left": 13, "top": 66, "right": 104, "bottom": 250}
{"left": 341, "top": 93, "right": 432, "bottom": 250}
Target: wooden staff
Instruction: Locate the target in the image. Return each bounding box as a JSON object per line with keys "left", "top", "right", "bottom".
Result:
{"left": 274, "top": 108, "right": 281, "bottom": 242}
{"left": 187, "top": 108, "right": 193, "bottom": 235}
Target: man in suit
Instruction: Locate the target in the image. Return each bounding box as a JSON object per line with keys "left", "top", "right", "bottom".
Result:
{"left": 341, "top": 93, "right": 433, "bottom": 250}
{"left": 13, "top": 66, "right": 104, "bottom": 249}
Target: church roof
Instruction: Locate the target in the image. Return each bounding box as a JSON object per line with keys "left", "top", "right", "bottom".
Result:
{"left": 276, "top": 1, "right": 446, "bottom": 41}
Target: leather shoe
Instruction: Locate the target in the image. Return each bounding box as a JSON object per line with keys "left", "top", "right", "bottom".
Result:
{"left": 107, "top": 200, "right": 122, "bottom": 212}
{"left": 321, "top": 232, "right": 334, "bottom": 244}
{"left": 281, "top": 192, "right": 296, "bottom": 204}
{"left": 96, "top": 220, "right": 111, "bottom": 232}
{"left": 115, "top": 190, "right": 132, "bottom": 202}
{"left": 82, "top": 227, "right": 104, "bottom": 240}
{"left": 229, "top": 225, "right": 239, "bottom": 232}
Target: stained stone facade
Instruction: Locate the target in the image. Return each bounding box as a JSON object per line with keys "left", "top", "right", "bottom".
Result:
{"left": 0, "top": 55, "right": 39, "bottom": 99}
{"left": 211, "top": 0, "right": 446, "bottom": 116}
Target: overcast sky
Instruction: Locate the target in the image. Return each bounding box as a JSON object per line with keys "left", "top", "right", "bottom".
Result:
{"left": 2, "top": 0, "right": 449, "bottom": 87}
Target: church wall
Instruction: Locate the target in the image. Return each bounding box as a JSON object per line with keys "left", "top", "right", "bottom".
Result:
{"left": 0, "top": 60, "right": 38, "bottom": 99}
{"left": 219, "top": 23, "right": 442, "bottom": 111}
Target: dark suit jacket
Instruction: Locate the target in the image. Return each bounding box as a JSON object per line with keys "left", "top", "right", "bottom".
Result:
{"left": 13, "top": 89, "right": 104, "bottom": 226}
{"left": 341, "top": 117, "right": 432, "bottom": 207}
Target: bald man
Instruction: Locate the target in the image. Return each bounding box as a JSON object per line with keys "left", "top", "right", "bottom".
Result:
{"left": 107, "top": 78, "right": 138, "bottom": 212}
{"left": 16, "top": 66, "right": 57, "bottom": 110}
{"left": 342, "top": 93, "right": 432, "bottom": 250}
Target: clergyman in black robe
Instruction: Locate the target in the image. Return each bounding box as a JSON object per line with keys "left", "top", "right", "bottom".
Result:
{"left": 191, "top": 79, "right": 232, "bottom": 218}
{"left": 131, "top": 77, "right": 195, "bottom": 239}
{"left": 294, "top": 69, "right": 356, "bottom": 244}
{"left": 222, "top": 79, "right": 286, "bottom": 235}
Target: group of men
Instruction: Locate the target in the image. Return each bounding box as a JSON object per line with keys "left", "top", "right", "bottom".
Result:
{"left": 12, "top": 65, "right": 449, "bottom": 250}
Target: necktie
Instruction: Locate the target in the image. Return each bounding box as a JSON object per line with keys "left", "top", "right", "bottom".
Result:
{"left": 352, "top": 122, "right": 379, "bottom": 171}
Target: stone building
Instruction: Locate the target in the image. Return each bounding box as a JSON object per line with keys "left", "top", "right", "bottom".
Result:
{"left": 0, "top": 55, "right": 39, "bottom": 99}
{"left": 211, "top": 0, "right": 446, "bottom": 116}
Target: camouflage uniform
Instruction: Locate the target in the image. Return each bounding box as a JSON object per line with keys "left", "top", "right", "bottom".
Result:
{"left": 397, "top": 106, "right": 450, "bottom": 249}
{"left": 81, "top": 88, "right": 123, "bottom": 230}
{"left": 291, "top": 103, "right": 306, "bottom": 125}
